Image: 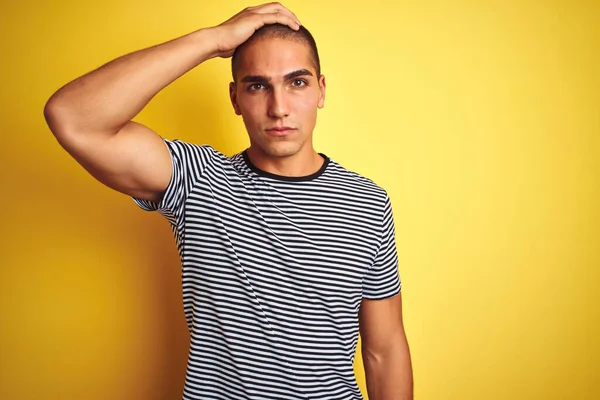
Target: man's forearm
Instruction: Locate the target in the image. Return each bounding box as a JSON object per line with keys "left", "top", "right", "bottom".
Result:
{"left": 363, "top": 339, "right": 413, "bottom": 400}
{"left": 44, "top": 28, "right": 219, "bottom": 137}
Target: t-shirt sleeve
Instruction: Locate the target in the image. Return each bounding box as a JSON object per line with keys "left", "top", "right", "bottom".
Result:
{"left": 362, "top": 194, "right": 402, "bottom": 299}
{"left": 132, "top": 138, "right": 218, "bottom": 216}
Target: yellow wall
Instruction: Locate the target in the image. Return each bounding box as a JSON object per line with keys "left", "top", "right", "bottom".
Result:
{"left": 1, "top": 0, "right": 598, "bottom": 399}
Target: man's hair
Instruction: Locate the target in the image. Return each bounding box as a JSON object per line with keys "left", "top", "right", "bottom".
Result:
{"left": 231, "top": 23, "right": 321, "bottom": 82}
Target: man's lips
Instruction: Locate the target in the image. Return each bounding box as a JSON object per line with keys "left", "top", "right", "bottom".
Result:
{"left": 265, "top": 127, "right": 296, "bottom": 136}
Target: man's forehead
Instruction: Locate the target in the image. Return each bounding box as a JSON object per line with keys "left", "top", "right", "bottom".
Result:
{"left": 240, "top": 68, "right": 314, "bottom": 83}
{"left": 236, "top": 38, "right": 317, "bottom": 79}
{"left": 237, "top": 66, "right": 318, "bottom": 83}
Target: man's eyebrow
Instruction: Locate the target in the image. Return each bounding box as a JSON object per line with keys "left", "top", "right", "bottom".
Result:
{"left": 241, "top": 75, "right": 271, "bottom": 84}
{"left": 240, "top": 69, "right": 314, "bottom": 84}
{"left": 284, "top": 69, "right": 314, "bottom": 81}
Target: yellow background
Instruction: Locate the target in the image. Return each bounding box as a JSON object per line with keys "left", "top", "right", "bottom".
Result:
{"left": 1, "top": 0, "right": 598, "bottom": 399}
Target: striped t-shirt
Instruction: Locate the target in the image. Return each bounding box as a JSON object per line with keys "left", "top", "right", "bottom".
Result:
{"left": 133, "top": 139, "right": 402, "bottom": 400}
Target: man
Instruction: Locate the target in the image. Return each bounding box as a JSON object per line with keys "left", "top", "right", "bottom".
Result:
{"left": 44, "top": 3, "right": 413, "bottom": 399}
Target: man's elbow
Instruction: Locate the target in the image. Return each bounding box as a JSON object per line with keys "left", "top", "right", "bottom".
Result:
{"left": 362, "top": 339, "right": 414, "bottom": 400}
{"left": 44, "top": 94, "right": 77, "bottom": 141}
{"left": 364, "top": 328, "right": 410, "bottom": 357}
{"left": 363, "top": 343, "right": 406, "bottom": 369}
{"left": 362, "top": 331, "right": 413, "bottom": 379}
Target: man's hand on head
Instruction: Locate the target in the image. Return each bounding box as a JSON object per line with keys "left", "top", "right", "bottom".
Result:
{"left": 209, "top": 2, "right": 302, "bottom": 59}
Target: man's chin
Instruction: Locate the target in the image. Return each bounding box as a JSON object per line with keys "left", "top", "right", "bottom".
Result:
{"left": 258, "top": 142, "right": 304, "bottom": 158}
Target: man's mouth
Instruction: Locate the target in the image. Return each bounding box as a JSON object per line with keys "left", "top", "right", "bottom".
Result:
{"left": 265, "top": 126, "right": 296, "bottom": 136}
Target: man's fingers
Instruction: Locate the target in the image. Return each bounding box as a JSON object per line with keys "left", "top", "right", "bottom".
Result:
{"left": 257, "top": 12, "right": 301, "bottom": 30}
{"left": 250, "top": 3, "right": 301, "bottom": 26}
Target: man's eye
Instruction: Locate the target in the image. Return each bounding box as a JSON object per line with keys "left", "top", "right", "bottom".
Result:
{"left": 292, "top": 79, "right": 307, "bottom": 87}
{"left": 248, "top": 84, "right": 266, "bottom": 91}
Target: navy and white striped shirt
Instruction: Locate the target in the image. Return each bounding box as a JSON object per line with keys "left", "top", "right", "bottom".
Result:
{"left": 134, "top": 139, "right": 402, "bottom": 400}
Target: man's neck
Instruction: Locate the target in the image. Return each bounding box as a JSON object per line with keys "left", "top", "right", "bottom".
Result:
{"left": 246, "top": 146, "right": 324, "bottom": 178}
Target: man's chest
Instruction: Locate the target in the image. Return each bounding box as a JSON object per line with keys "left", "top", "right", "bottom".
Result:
{"left": 183, "top": 182, "right": 381, "bottom": 303}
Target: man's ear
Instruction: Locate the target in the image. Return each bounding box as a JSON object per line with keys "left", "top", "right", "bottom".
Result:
{"left": 317, "top": 75, "right": 326, "bottom": 109}
{"left": 229, "top": 82, "right": 242, "bottom": 115}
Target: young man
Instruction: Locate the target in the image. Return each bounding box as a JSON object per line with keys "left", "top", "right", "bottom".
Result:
{"left": 44, "top": 3, "right": 413, "bottom": 399}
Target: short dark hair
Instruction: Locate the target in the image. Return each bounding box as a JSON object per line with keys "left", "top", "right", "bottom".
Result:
{"left": 231, "top": 23, "right": 321, "bottom": 82}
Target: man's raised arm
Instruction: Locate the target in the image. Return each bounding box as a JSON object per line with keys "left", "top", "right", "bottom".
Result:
{"left": 43, "top": 2, "right": 301, "bottom": 203}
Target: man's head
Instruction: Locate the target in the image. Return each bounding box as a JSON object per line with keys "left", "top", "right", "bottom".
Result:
{"left": 229, "top": 24, "right": 325, "bottom": 160}
{"left": 231, "top": 24, "right": 321, "bottom": 81}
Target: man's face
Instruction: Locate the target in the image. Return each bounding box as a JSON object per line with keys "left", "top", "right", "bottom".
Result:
{"left": 229, "top": 38, "right": 326, "bottom": 159}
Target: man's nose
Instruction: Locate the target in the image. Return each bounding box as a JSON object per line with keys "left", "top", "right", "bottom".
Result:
{"left": 268, "top": 86, "right": 290, "bottom": 118}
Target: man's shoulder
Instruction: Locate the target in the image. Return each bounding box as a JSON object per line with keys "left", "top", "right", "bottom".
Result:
{"left": 325, "top": 157, "right": 389, "bottom": 200}
{"left": 163, "top": 138, "right": 237, "bottom": 164}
